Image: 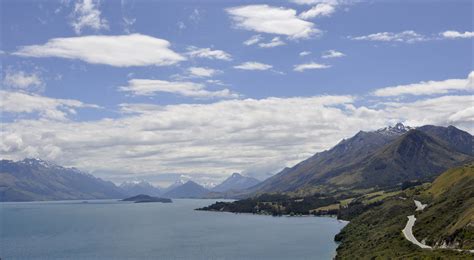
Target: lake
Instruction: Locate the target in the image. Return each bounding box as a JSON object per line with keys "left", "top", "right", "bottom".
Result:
{"left": 0, "top": 199, "right": 347, "bottom": 259}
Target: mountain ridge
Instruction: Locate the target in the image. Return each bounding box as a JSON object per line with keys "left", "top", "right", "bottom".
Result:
{"left": 245, "top": 124, "right": 472, "bottom": 195}
{"left": 0, "top": 158, "right": 125, "bottom": 201}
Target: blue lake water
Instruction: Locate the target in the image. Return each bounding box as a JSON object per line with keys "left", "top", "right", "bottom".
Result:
{"left": 0, "top": 199, "right": 346, "bottom": 259}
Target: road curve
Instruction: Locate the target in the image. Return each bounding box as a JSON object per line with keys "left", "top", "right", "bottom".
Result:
{"left": 402, "top": 215, "right": 432, "bottom": 249}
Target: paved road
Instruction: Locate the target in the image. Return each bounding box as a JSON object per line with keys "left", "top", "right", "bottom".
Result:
{"left": 402, "top": 214, "right": 432, "bottom": 249}
{"left": 402, "top": 200, "right": 473, "bottom": 254}
{"left": 414, "top": 200, "right": 427, "bottom": 211}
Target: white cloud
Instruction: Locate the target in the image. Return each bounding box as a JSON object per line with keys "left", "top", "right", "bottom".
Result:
{"left": 119, "top": 79, "right": 239, "bottom": 99}
{"left": 206, "top": 79, "right": 227, "bottom": 86}
{"left": 186, "top": 46, "right": 232, "bottom": 61}
{"left": 291, "top": 0, "right": 340, "bottom": 5}
{"left": 70, "top": 0, "right": 109, "bottom": 34}
{"left": 294, "top": 62, "right": 331, "bottom": 72}
{"left": 187, "top": 67, "right": 221, "bottom": 78}
{"left": 321, "top": 49, "right": 345, "bottom": 58}
{"left": 13, "top": 34, "right": 186, "bottom": 67}
{"left": 372, "top": 72, "right": 474, "bottom": 97}
{"left": 2, "top": 91, "right": 472, "bottom": 184}
{"left": 177, "top": 21, "right": 186, "bottom": 30}
{"left": 243, "top": 34, "right": 263, "bottom": 46}
{"left": 234, "top": 62, "right": 273, "bottom": 71}
{"left": 258, "top": 37, "right": 286, "bottom": 48}
{"left": 3, "top": 70, "right": 43, "bottom": 90}
{"left": 440, "top": 30, "right": 474, "bottom": 39}
{"left": 0, "top": 90, "right": 99, "bottom": 121}
{"left": 350, "top": 30, "right": 427, "bottom": 43}
{"left": 299, "top": 3, "right": 335, "bottom": 19}
{"left": 226, "top": 5, "right": 319, "bottom": 39}
{"left": 299, "top": 51, "right": 311, "bottom": 56}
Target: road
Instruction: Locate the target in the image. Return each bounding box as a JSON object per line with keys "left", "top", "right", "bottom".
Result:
{"left": 402, "top": 214, "right": 432, "bottom": 249}
{"left": 402, "top": 200, "right": 473, "bottom": 254}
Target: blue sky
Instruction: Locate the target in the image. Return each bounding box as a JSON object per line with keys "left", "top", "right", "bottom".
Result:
{"left": 1, "top": 0, "right": 473, "bottom": 187}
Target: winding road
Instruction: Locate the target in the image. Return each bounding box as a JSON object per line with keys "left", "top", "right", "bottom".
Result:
{"left": 402, "top": 200, "right": 474, "bottom": 254}
{"left": 402, "top": 200, "right": 432, "bottom": 249}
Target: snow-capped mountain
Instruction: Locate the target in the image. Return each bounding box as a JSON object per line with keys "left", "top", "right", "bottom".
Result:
{"left": 212, "top": 173, "right": 261, "bottom": 192}
{"left": 1, "top": 158, "right": 125, "bottom": 201}
{"left": 376, "top": 122, "right": 413, "bottom": 136}
{"left": 119, "top": 180, "right": 162, "bottom": 196}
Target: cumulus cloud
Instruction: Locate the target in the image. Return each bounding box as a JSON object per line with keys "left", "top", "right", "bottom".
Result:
{"left": 440, "top": 30, "right": 474, "bottom": 39}
{"left": 350, "top": 30, "right": 427, "bottom": 43}
{"left": 372, "top": 72, "right": 473, "bottom": 97}
{"left": 321, "top": 49, "right": 345, "bottom": 58}
{"left": 291, "top": 0, "right": 341, "bottom": 5}
{"left": 13, "top": 34, "right": 185, "bottom": 67}
{"left": 2, "top": 91, "right": 472, "bottom": 183}
{"left": 70, "top": 0, "right": 109, "bottom": 34}
{"left": 294, "top": 62, "right": 331, "bottom": 71}
{"left": 299, "top": 51, "right": 311, "bottom": 56}
{"left": 0, "top": 90, "right": 99, "bottom": 120}
{"left": 185, "top": 46, "right": 232, "bottom": 61}
{"left": 299, "top": 3, "right": 335, "bottom": 19}
{"left": 187, "top": 67, "right": 221, "bottom": 78}
{"left": 243, "top": 34, "right": 263, "bottom": 46}
{"left": 118, "top": 79, "right": 238, "bottom": 99}
{"left": 226, "top": 5, "right": 319, "bottom": 39}
{"left": 258, "top": 37, "right": 286, "bottom": 48}
{"left": 3, "top": 70, "right": 43, "bottom": 91}
{"left": 234, "top": 62, "right": 273, "bottom": 71}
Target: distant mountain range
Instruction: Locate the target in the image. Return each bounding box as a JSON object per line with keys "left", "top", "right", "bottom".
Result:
{"left": 0, "top": 159, "right": 260, "bottom": 201}
{"left": 0, "top": 158, "right": 124, "bottom": 201}
{"left": 162, "top": 180, "right": 210, "bottom": 198}
{"left": 248, "top": 124, "right": 472, "bottom": 194}
{"left": 212, "top": 173, "right": 260, "bottom": 192}
{"left": 1, "top": 123, "right": 471, "bottom": 202}
{"left": 119, "top": 180, "right": 162, "bottom": 197}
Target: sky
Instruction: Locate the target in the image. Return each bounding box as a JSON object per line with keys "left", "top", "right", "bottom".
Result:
{"left": 1, "top": 0, "right": 473, "bottom": 187}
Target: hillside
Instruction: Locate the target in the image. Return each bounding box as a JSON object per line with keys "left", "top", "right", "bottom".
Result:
{"left": 0, "top": 159, "right": 125, "bottom": 201}
{"left": 413, "top": 164, "right": 474, "bottom": 250}
{"left": 334, "top": 163, "right": 474, "bottom": 259}
{"left": 248, "top": 124, "right": 472, "bottom": 195}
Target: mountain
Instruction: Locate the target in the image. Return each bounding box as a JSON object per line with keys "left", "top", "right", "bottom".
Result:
{"left": 326, "top": 129, "right": 472, "bottom": 188}
{"left": 119, "top": 180, "right": 162, "bottom": 197}
{"left": 212, "top": 173, "right": 260, "bottom": 192}
{"left": 0, "top": 158, "right": 125, "bottom": 202}
{"left": 417, "top": 125, "right": 473, "bottom": 156}
{"left": 249, "top": 124, "right": 472, "bottom": 194}
{"left": 162, "top": 178, "right": 188, "bottom": 194}
{"left": 162, "top": 180, "right": 210, "bottom": 198}
{"left": 334, "top": 163, "right": 474, "bottom": 259}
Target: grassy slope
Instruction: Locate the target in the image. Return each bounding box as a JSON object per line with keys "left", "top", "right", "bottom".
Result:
{"left": 335, "top": 163, "right": 474, "bottom": 259}
{"left": 413, "top": 164, "right": 474, "bottom": 250}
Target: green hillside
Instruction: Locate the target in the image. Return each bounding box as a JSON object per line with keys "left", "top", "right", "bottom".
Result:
{"left": 335, "top": 163, "right": 474, "bottom": 259}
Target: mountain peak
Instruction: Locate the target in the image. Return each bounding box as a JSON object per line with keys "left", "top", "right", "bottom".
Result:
{"left": 19, "top": 158, "right": 65, "bottom": 170}
{"left": 231, "top": 172, "right": 242, "bottom": 178}
{"left": 376, "top": 122, "right": 412, "bottom": 136}
{"left": 212, "top": 172, "right": 260, "bottom": 193}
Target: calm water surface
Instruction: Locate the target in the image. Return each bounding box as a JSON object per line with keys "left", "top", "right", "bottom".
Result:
{"left": 0, "top": 199, "right": 346, "bottom": 259}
